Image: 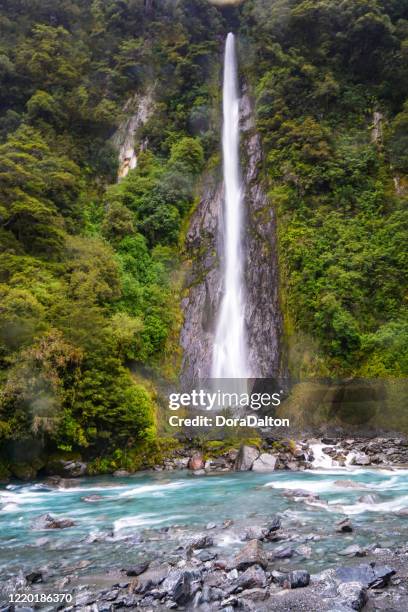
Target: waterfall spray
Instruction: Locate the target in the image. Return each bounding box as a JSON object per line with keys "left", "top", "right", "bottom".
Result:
{"left": 212, "top": 33, "right": 249, "bottom": 381}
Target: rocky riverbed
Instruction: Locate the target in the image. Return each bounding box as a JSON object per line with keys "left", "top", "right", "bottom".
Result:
{"left": 2, "top": 438, "right": 408, "bottom": 611}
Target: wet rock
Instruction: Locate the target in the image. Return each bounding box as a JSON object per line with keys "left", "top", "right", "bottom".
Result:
{"left": 25, "top": 571, "right": 43, "bottom": 584}
{"left": 34, "top": 513, "right": 75, "bottom": 529}
{"left": 188, "top": 533, "right": 214, "bottom": 550}
{"left": 113, "top": 469, "right": 130, "bottom": 477}
{"left": 272, "top": 569, "right": 310, "bottom": 588}
{"left": 234, "top": 446, "right": 259, "bottom": 471}
{"left": 132, "top": 563, "right": 170, "bottom": 593}
{"left": 339, "top": 545, "right": 366, "bottom": 557}
{"left": 125, "top": 562, "right": 150, "bottom": 577}
{"left": 333, "top": 480, "right": 367, "bottom": 489}
{"left": 81, "top": 494, "right": 103, "bottom": 503}
{"left": 252, "top": 453, "right": 277, "bottom": 472}
{"left": 196, "top": 549, "right": 217, "bottom": 562}
{"left": 289, "top": 569, "right": 310, "bottom": 588}
{"left": 161, "top": 567, "right": 202, "bottom": 604}
{"left": 336, "top": 518, "right": 353, "bottom": 533}
{"left": 46, "top": 459, "right": 87, "bottom": 477}
{"left": 242, "top": 525, "right": 266, "bottom": 541}
{"left": 230, "top": 539, "right": 268, "bottom": 570}
{"left": 237, "top": 565, "right": 267, "bottom": 590}
{"left": 265, "top": 516, "right": 281, "bottom": 535}
{"left": 335, "top": 562, "right": 396, "bottom": 588}
{"left": 283, "top": 488, "right": 319, "bottom": 499}
{"left": 358, "top": 494, "right": 378, "bottom": 504}
{"left": 188, "top": 452, "right": 205, "bottom": 471}
{"left": 353, "top": 453, "right": 370, "bottom": 466}
{"left": 296, "top": 544, "right": 312, "bottom": 558}
{"left": 337, "top": 581, "right": 368, "bottom": 610}
{"left": 272, "top": 545, "right": 294, "bottom": 559}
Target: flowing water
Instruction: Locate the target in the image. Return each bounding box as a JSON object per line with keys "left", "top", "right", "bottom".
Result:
{"left": 212, "top": 33, "right": 249, "bottom": 381}
{"left": 1, "top": 467, "right": 408, "bottom": 600}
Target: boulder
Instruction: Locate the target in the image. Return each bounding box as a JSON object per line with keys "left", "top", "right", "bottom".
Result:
{"left": 337, "top": 581, "right": 367, "bottom": 611}
{"left": 272, "top": 545, "right": 294, "bottom": 559}
{"left": 234, "top": 446, "right": 259, "bottom": 471}
{"left": 353, "top": 453, "right": 370, "bottom": 466}
{"left": 335, "top": 563, "right": 396, "bottom": 589}
{"left": 231, "top": 540, "right": 268, "bottom": 570}
{"left": 161, "top": 567, "right": 202, "bottom": 604}
{"left": 283, "top": 489, "right": 319, "bottom": 499}
{"left": 125, "top": 562, "right": 150, "bottom": 577}
{"left": 237, "top": 565, "right": 267, "bottom": 590}
{"left": 46, "top": 458, "right": 87, "bottom": 478}
{"left": 289, "top": 570, "right": 310, "bottom": 588}
{"left": 25, "top": 571, "right": 43, "bottom": 584}
{"left": 336, "top": 518, "right": 353, "bottom": 533}
{"left": 34, "top": 513, "right": 75, "bottom": 529}
{"left": 113, "top": 469, "right": 130, "bottom": 477}
{"left": 188, "top": 452, "right": 205, "bottom": 471}
{"left": 252, "top": 453, "right": 277, "bottom": 472}
{"left": 10, "top": 462, "right": 37, "bottom": 481}
{"left": 188, "top": 534, "right": 214, "bottom": 550}
{"left": 133, "top": 563, "right": 170, "bottom": 593}
{"left": 272, "top": 569, "right": 310, "bottom": 588}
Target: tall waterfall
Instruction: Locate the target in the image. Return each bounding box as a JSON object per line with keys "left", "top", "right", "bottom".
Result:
{"left": 212, "top": 33, "right": 249, "bottom": 381}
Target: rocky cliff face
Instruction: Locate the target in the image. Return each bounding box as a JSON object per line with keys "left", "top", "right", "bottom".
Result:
{"left": 180, "top": 89, "right": 282, "bottom": 388}
{"left": 111, "top": 88, "right": 154, "bottom": 180}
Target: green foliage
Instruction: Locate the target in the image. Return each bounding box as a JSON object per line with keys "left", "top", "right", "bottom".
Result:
{"left": 242, "top": 0, "right": 408, "bottom": 376}
{"left": 0, "top": 0, "right": 222, "bottom": 468}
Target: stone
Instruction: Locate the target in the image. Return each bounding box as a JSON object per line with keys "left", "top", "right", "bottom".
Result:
{"left": 47, "top": 459, "right": 87, "bottom": 477}
{"left": 161, "top": 567, "right": 202, "bottom": 604}
{"left": 196, "top": 550, "right": 217, "bottom": 562}
{"left": 243, "top": 525, "right": 266, "bottom": 541}
{"left": 335, "top": 562, "right": 396, "bottom": 589}
{"left": 231, "top": 539, "right": 268, "bottom": 570}
{"left": 237, "top": 565, "right": 267, "bottom": 590}
{"left": 289, "top": 570, "right": 310, "bottom": 588}
{"left": 272, "top": 569, "right": 310, "bottom": 588}
{"left": 272, "top": 545, "right": 294, "bottom": 559}
{"left": 188, "top": 534, "right": 213, "bottom": 550}
{"left": 265, "top": 516, "right": 281, "bottom": 535}
{"left": 234, "top": 446, "right": 259, "bottom": 471}
{"left": 125, "top": 562, "right": 150, "bottom": 577}
{"left": 337, "top": 581, "right": 368, "bottom": 611}
{"left": 333, "top": 480, "right": 367, "bottom": 489}
{"left": 358, "top": 494, "right": 378, "bottom": 504}
{"left": 336, "top": 518, "right": 353, "bottom": 533}
{"left": 188, "top": 452, "right": 205, "bottom": 471}
{"left": 81, "top": 494, "right": 103, "bottom": 502}
{"left": 25, "top": 571, "right": 43, "bottom": 584}
{"left": 34, "top": 513, "right": 75, "bottom": 529}
{"left": 252, "top": 453, "right": 277, "bottom": 472}
{"left": 283, "top": 489, "right": 319, "bottom": 499}
{"left": 338, "top": 544, "right": 366, "bottom": 557}
{"left": 113, "top": 469, "right": 130, "bottom": 477}
{"left": 133, "top": 563, "right": 170, "bottom": 593}
{"left": 353, "top": 453, "right": 370, "bottom": 466}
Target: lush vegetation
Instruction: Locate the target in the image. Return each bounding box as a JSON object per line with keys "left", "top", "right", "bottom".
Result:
{"left": 240, "top": 0, "right": 408, "bottom": 378}
{"left": 0, "top": 0, "right": 224, "bottom": 477}
{"left": 0, "top": 0, "right": 407, "bottom": 478}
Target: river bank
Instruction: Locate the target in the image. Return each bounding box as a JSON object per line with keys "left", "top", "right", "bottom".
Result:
{"left": 2, "top": 448, "right": 408, "bottom": 611}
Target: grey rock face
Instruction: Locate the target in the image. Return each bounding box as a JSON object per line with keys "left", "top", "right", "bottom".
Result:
{"left": 231, "top": 539, "right": 268, "bottom": 570}
{"left": 252, "top": 453, "right": 277, "bottom": 472}
{"left": 337, "top": 581, "right": 367, "bottom": 611}
{"left": 180, "top": 89, "right": 282, "bottom": 386}
{"left": 334, "top": 563, "right": 396, "bottom": 589}
{"left": 234, "top": 445, "right": 259, "bottom": 471}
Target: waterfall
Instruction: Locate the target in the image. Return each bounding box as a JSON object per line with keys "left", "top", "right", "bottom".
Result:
{"left": 212, "top": 33, "right": 249, "bottom": 381}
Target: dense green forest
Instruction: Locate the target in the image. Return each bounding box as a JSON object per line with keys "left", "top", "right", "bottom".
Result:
{"left": 0, "top": 0, "right": 407, "bottom": 477}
